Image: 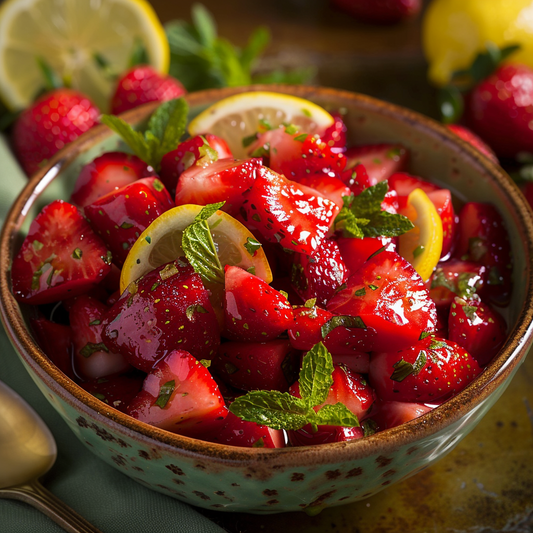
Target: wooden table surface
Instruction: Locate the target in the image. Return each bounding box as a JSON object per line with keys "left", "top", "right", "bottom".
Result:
{"left": 147, "top": 2, "right": 533, "bottom": 531}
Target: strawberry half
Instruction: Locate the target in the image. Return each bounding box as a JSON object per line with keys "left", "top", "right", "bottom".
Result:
{"left": 11, "top": 200, "right": 112, "bottom": 305}
{"left": 102, "top": 259, "right": 220, "bottom": 373}
{"left": 240, "top": 167, "right": 339, "bottom": 255}
{"left": 70, "top": 152, "right": 156, "bottom": 208}
{"left": 126, "top": 349, "right": 228, "bottom": 437}
{"left": 327, "top": 250, "right": 437, "bottom": 352}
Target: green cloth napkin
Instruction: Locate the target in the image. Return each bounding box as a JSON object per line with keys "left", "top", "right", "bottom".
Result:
{"left": 0, "top": 135, "right": 227, "bottom": 533}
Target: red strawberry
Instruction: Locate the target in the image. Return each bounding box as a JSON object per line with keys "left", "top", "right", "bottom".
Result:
{"left": 12, "top": 88, "right": 100, "bottom": 176}
{"left": 446, "top": 124, "right": 499, "bottom": 164}
{"left": 11, "top": 200, "right": 112, "bottom": 305}
{"left": 288, "top": 423, "right": 363, "bottom": 446}
{"left": 239, "top": 167, "right": 340, "bottom": 255}
{"left": 126, "top": 349, "right": 228, "bottom": 437}
{"left": 84, "top": 177, "right": 174, "bottom": 267}
{"left": 83, "top": 372, "right": 145, "bottom": 413}
{"left": 70, "top": 152, "right": 156, "bottom": 208}
{"left": 330, "top": 0, "right": 422, "bottom": 24}
{"left": 327, "top": 250, "right": 437, "bottom": 352}
{"left": 30, "top": 316, "right": 75, "bottom": 379}
{"left": 463, "top": 64, "right": 533, "bottom": 158}
{"left": 369, "top": 336, "right": 482, "bottom": 403}
{"left": 454, "top": 202, "right": 512, "bottom": 306}
{"left": 69, "top": 295, "right": 130, "bottom": 380}
{"left": 447, "top": 296, "right": 507, "bottom": 367}
{"left": 290, "top": 238, "right": 349, "bottom": 306}
{"left": 223, "top": 265, "right": 294, "bottom": 342}
{"left": 110, "top": 65, "right": 186, "bottom": 115}
{"left": 363, "top": 398, "right": 432, "bottom": 431}
{"left": 337, "top": 234, "right": 396, "bottom": 277}
{"left": 292, "top": 174, "right": 351, "bottom": 209}
{"left": 428, "top": 258, "right": 487, "bottom": 309}
{"left": 102, "top": 259, "right": 220, "bottom": 373}
{"left": 174, "top": 158, "right": 262, "bottom": 216}
{"left": 288, "top": 305, "right": 377, "bottom": 354}
{"left": 344, "top": 144, "right": 409, "bottom": 185}
{"left": 202, "top": 411, "right": 285, "bottom": 448}
{"left": 212, "top": 339, "right": 299, "bottom": 392}
{"left": 159, "top": 134, "right": 233, "bottom": 196}
{"left": 322, "top": 111, "right": 348, "bottom": 152}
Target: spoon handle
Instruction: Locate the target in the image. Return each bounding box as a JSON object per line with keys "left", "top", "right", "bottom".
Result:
{"left": 0, "top": 479, "right": 103, "bottom": 533}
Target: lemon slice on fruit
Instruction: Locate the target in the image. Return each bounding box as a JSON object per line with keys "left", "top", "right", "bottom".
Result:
{"left": 0, "top": 0, "right": 169, "bottom": 111}
{"left": 398, "top": 188, "right": 443, "bottom": 283}
{"left": 188, "top": 91, "right": 335, "bottom": 158}
{"left": 120, "top": 204, "right": 272, "bottom": 293}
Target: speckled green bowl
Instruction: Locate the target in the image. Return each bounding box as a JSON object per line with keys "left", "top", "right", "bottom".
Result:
{"left": 2, "top": 85, "right": 533, "bottom": 515}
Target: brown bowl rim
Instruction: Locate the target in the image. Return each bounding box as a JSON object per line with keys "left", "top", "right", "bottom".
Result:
{"left": 2, "top": 84, "right": 533, "bottom": 467}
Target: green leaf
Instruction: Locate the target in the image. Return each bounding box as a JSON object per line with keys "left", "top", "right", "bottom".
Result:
{"left": 100, "top": 114, "right": 151, "bottom": 163}
{"left": 191, "top": 3, "right": 217, "bottom": 48}
{"left": 229, "top": 391, "right": 312, "bottom": 430}
{"left": 195, "top": 201, "right": 225, "bottom": 221}
{"left": 128, "top": 38, "right": 150, "bottom": 68}
{"left": 36, "top": 56, "right": 63, "bottom": 91}
{"left": 299, "top": 342, "right": 334, "bottom": 408}
{"left": 351, "top": 181, "right": 388, "bottom": 217}
{"left": 438, "top": 85, "right": 464, "bottom": 124}
{"left": 315, "top": 403, "right": 359, "bottom": 428}
{"left": 320, "top": 315, "right": 366, "bottom": 338}
{"left": 213, "top": 38, "right": 251, "bottom": 86}
{"left": 361, "top": 211, "right": 414, "bottom": 238}
{"left": 182, "top": 219, "right": 224, "bottom": 284}
{"left": 148, "top": 98, "right": 188, "bottom": 162}
{"left": 155, "top": 380, "right": 175, "bottom": 408}
{"left": 240, "top": 26, "right": 270, "bottom": 73}
{"left": 244, "top": 237, "right": 262, "bottom": 256}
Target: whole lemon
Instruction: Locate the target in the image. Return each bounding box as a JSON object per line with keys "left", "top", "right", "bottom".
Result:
{"left": 422, "top": 0, "right": 533, "bottom": 86}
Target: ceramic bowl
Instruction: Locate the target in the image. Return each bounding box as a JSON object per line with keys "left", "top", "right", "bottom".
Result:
{"left": 2, "top": 85, "right": 533, "bottom": 515}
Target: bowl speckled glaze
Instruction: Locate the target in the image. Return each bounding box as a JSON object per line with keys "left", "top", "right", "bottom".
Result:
{"left": 2, "top": 85, "right": 533, "bottom": 515}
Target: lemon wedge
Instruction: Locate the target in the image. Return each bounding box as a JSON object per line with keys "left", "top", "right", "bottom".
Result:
{"left": 398, "top": 188, "right": 443, "bottom": 283}
{"left": 188, "top": 91, "right": 335, "bottom": 158}
{"left": 0, "top": 0, "right": 169, "bottom": 111}
{"left": 120, "top": 204, "right": 272, "bottom": 294}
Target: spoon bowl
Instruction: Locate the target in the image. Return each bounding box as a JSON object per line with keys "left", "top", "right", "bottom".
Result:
{"left": 0, "top": 380, "right": 102, "bottom": 533}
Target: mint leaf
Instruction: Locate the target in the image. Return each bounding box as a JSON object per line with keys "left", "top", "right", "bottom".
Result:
{"left": 229, "top": 391, "right": 311, "bottom": 430}
{"left": 191, "top": 3, "right": 217, "bottom": 48}
{"left": 335, "top": 182, "right": 414, "bottom": 238}
{"left": 321, "top": 315, "right": 366, "bottom": 338}
{"left": 155, "top": 380, "right": 175, "bottom": 408}
{"left": 100, "top": 114, "right": 152, "bottom": 163}
{"left": 195, "top": 201, "right": 225, "bottom": 222}
{"left": 299, "top": 342, "right": 334, "bottom": 407}
{"left": 182, "top": 219, "right": 224, "bottom": 284}
{"left": 314, "top": 403, "right": 359, "bottom": 428}
{"left": 240, "top": 26, "right": 270, "bottom": 74}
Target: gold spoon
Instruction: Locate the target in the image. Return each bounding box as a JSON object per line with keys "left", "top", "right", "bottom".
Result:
{"left": 0, "top": 380, "right": 103, "bottom": 533}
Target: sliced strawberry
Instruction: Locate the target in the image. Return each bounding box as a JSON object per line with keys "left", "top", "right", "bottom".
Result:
{"left": 288, "top": 423, "right": 363, "bottom": 446}
{"left": 212, "top": 339, "right": 299, "bottom": 392}
{"left": 70, "top": 295, "right": 130, "bottom": 380}
{"left": 288, "top": 305, "right": 376, "bottom": 354}
{"left": 223, "top": 265, "right": 294, "bottom": 342}
{"left": 83, "top": 371, "right": 145, "bottom": 413}
{"left": 428, "top": 258, "right": 487, "bottom": 310}
{"left": 344, "top": 144, "right": 409, "bottom": 185}
{"left": 293, "top": 174, "right": 351, "bottom": 209}
{"left": 202, "top": 411, "right": 285, "bottom": 448}
{"left": 448, "top": 296, "right": 507, "bottom": 367}
{"left": 126, "top": 349, "right": 228, "bottom": 437}
{"left": 369, "top": 336, "right": 482, "bottom": 403}
{"left": 70, "top": 152, "right": 156, "bottom": 208}
{"left": 159, "top": 134, "right": 233, "bottom": 196}
{"left": 174, "top": 158, "right": 262, "bottom": 216}
{"left": 322, "top": 111, "right": 348, "bottom": 152}
{"left": 363, "top": 398, "right": 432, "bottom": 431}
{"left": 327, "top": 250, "right": 437, "bottom": 352}
{"left": 290, "top": 238, "right": 349, "bottom": 306}
{"left": 331, "top": 352, "right": 370, "bottom": 374}
{"left": 84, "top": 177, "right": 174, "bottom": 267}
{"left": 454, "top": 202, "right": 512, "bottom": 305}
{"left": 11, "top": 200, "right": 112, "bottom": 305}
{"left": 387, "top": 172, "right": 440, "bottom": 206}
{"left": 343, "top": 163, "right": 372, "bottom": 194}
{"left": 337, "top": 235, "right": 396, "bottom": 277}
{"left": 102, "top": 259, "right": 220, "bottom": 373}
{"left": 30, "top": 316, "right": 75, "bottom": 379}
{"left": 239, "top": 167, "right": 340, "bottom": 255}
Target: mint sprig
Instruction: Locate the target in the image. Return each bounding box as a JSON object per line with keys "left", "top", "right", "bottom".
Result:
{"left": 229, "top": 342, "right": 359, "bottom": 431}
{"left": 335, "top": 181, "right": 414, "bottom": 238}
{"left": 100, "top": 97, "right": 188, "bottom": 171}
{"left": 182, "top": 202, "right": 225, "bottom": 285}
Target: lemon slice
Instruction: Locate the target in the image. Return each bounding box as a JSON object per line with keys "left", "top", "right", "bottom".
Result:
{"left": 188, "top": 91, "right": 335, "bottom": 158}
{"left": 0, "top": 0, "right": 169, "bottom": 111}
{"left": 398, "top": 188, "right": 443, "bottom": 283}
{"left": 120, "top": 204, "right": 272, "bottom": 293}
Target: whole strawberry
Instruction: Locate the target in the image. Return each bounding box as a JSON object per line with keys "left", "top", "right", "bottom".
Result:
{"left": 12, "top": 88, "right": 100, "bottom": 176}
{"left": 464, "top": 64, "right": 533, "bottom": 158}
{"left": 110, "top": 65, "right": 186, "bottom": 115}
{"left": 330, "top": 0, "right": 421, "bottom": 24}
{"left": 446, "top": 124, "right": 499, "bottom": 164}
